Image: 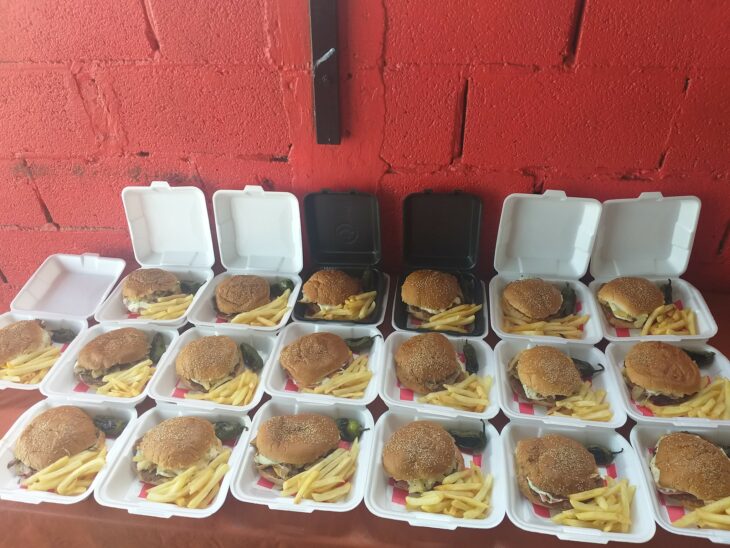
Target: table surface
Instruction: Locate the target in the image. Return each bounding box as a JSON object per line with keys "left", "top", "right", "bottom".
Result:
{"left": 1, "top": 292, "right": 728, "bottom": 548}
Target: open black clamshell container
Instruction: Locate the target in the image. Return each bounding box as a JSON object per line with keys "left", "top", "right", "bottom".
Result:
{"left": 292, "top": 190, "right": 389, "bottom": 325}
{"left": 392, "top": 190, "right": 487, "bottom": 337}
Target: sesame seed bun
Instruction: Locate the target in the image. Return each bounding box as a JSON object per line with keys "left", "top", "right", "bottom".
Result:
{"left": 15, "top": 406, "right": 104, "bottom": 472}
{"left": 215, "top": 275, "right": 270, "bottom": 315}
{"left": 502, "top": 278, "right": 563, "bottom": 322}
{"left": 175, "top": 336, "right": 242, "bottom": 385}
{"left": 515, "top": 434, "right": 602, "bottom": 509}
{"left": 515, "top": 346, "right": 582, "bottom": 398}
{"left": 654, "top": 433, "right": 730, "bottom": 507}
{"left": 138, "top": 416, "right": 218, "bottom": 471}
{"left": 625, "top": 342, "right": 701, "bottom": 398}
{"left": 394, "top": 333, "right": 464, "bottom": 394}
{"left": 382, "top": 421, "right": 463, "bottom": 483}
{"left": 279, "top": 332, "right": 351, "bottom": 388}
{"left": 255, "top": 414, "right": 340, "bottom": 466}
{"left": 401, "top": 270, "right": 462, "bottom": 313}
{"left": 122, "top": 268, "right": 180, "bottom": 301}
{"left": 0, "top": 320, "right": 50, "bottom": 365}
{"left": 302, "top": 270, "right": 362, "bottom": 306}
{"left": 76, "top": 328, "right": 150, "bottom": 373}
{"left": 597, "top": 277, "right": 664, "bottom": 328}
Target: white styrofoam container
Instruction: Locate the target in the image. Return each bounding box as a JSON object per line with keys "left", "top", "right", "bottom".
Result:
{"left": 607, "top": 341, "right": 730, "bottom": 428}
{"left": 494, "top": 340, "right": 627, "bottom": 429}
{"left": 502, "top": 422, "right": 656, "bottom": 543}
{"left": 95, "top": 181, "right": 215, "bottom": 328}
{"left": 94, "top": 403, "right": 251, "bottom": 518}
{"left": 631, "top": 425, "right": 730, "bottom": 545}
{"left": 0, "top": 398, "right": 137, "bottom": 505}
{"left": 489, "top": 190, "right": 603, "bottom": 345}
{"left": 364, "top": 409, "right": 506, "bottom": 530}
{"left": 40, "top": 323, "right": 179, "bottom": 407}
{"left": 379, "top": 331, "right": 499, "bottom": 420}
{"left": 262, "top": 322, "right": 383, "bottom": 406}
{"left": 148, "top": 326, "right": 277, "bottom": 413}
{"left": 230, "top": 398, "right": 374, "bottom": 513}
{"left": 589, "top": 193, "right": 717, "bottom": 342}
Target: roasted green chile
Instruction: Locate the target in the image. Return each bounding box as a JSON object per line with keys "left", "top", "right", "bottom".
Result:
{"left": 149, "top": 333, "right": 168, "bottom": 363}
{"left": 270, "top": 278, "right": 295, "bottom": 298}
{"left": 240, "top": 342, "right": 264, "bottom": 372}
{"left": 344, "top": 336, "right": 377, "bottom": 353}
{"left": 180, "top": 280, "right": 204, "bottom": 296}
{"left": 361, "top": 269, "right": 375, "bottom": 292}
{"left": 214, "top": 421, "right": 245, "bottom": 441}
{"left": 50, "top": 328, "right": 76, "bottom": 344}
{"left": 463, "top": 341, "right": 479, "bottom": 375}
{"left": 558, "top": 284, "right": 577, "bottom": 317}
{"left": 573, "top": 358, "right": 605, "bottom": 381}
{"left": 336, "top": 418, "right": 367, "bottom": 442}
{"left": 585, "top": 445, "right": 623, "bottom": 466}
{"left": 683, "top": 349, "right": 715, "bottom": 368}
{"left": 448, "top": 420, "right": 488, "bottom": 452}
{"left": 661, "top": 279, "right": 673, "bottom": 305}
{"left": 93, "top": 416, "right": 128, "bottom": 438}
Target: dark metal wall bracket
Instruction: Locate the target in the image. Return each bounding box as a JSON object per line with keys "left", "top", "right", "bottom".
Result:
{"left": 309, "top": 0, "right": 341, "bottom": 145}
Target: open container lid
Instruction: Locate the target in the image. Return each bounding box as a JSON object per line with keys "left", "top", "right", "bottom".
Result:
{"left": 213, "top": 185, "right": 302, "bottom": 273}
{"left": 122, "top": 181, "right": 214, "bottom": 269}
{"left": 304, "top": 190, "right": 381, "bottom": 266}
{"left": 403, "top": 190, "right": 482, "bottom": 270}
{"left": 494, "top": 190, "right": 602, "bottom": 279}
{"left": 590, "top": 192, "right": 700, "bottom": 279}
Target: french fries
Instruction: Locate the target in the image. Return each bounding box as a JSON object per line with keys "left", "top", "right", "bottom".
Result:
{"left": 417, "top": 304, "right": 483, "bottom": 334}
{"left": 146, "top": 447, "right": 232, "bottom": 509}
{"left": 185, "top": 369, "right": 259, "bottom": 406}
{"left": 140, "top": 293, "right": 194, "bottom": 320}
{"left": 548, "top": 381, "right": 614, "bottom": 422}
{"left": 301, "top": 355, "right": 372, "bottom": 399}
{"left": 307, "top": 291, "right": 377, "bottom": 321}
{"left": 418, "top": 374, "right": 492, "bottom": 412}
{"left": 641, "top": 303, "right": 698, "bottom": 336}
{"left": 645, "top": 377, "right": 730, "bottom": 420}
{"left": 405, "top": 463, "right": 493, "bottom": 519}
{"left": 0, "top": 345, "right": 62, "bottom": 384}
{"left": 281, "top": 438, "right": 360, "bottom": 504}
{"left": 231, "top": 289, "right": 291, "bottom": 326}
{"left": 503, "top": 312, "right": 589, "bottom": 339}
{"left": 673, "top": 495, "right": 730, "bottom": 530}
{"left": 552, "top": 477, "right": 635, "bottom": 533}
{"left": 21, "top": 444, "right": 108, "bottom": 496}
{"left": 95, "top": 359, "right": 155, "bottom": 398}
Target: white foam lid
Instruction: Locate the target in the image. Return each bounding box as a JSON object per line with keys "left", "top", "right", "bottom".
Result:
{"left": 122, "top": 181, "right": 214, "bottom": 269}
{"left": 213, "top": 185, "right": 302, "bottom": 274}
{"left": 590, "top": 192, "right": 700, "bottom": 279}
{"left": 494, "top": 190, "right": 602, "bottom": 279}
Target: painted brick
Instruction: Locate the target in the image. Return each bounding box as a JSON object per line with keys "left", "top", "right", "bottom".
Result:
{"left": 0, "top": 161, "right": 47, "bottom": 226}
{"left": 463, "top": 68, "right": 685, "bottom": 170}
{"left": 101, "top": 66, "right": 290, "bottom": 156}
{"left": 385, "top": 0, "right": 577, "bottom": 66}
{"left": 195, "top": 156, "right": 292, "bottom": 196}
{"left": 0, "top": 284, "right": 18, "bottom": 313}
{"left": 0, "top": 68, "right": 96, "bottom": 157}
{"left": 579, "top": 0, "right": 730, "bottom": 68}
{"left": 0, "top": 0, "right": 152, "bottom": 62}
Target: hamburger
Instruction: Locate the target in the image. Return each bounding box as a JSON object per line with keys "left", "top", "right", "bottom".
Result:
{"left": 502, "top": 278, "right": 563, "bottom": 323}
{"left": 597, "top": 277, "right": 664, "bottom": 329}
{"left": 176, "top": 335, "right": 243, "bottom": 392}
{"left": 215, "top": 275, "right": 270, "bottom": 316}
{"left": 401, "top": 270, "right": 462, "bottom": 321}
{"left": 507, "top": 346, "right": 583, "bottom": 406}
{"left": 650, "top": 432, "right": 730, "bottom": 508}
{"left": 300, "top": 270, "right": 362, "bottom": 313}
{"left": 515, "top": 434, "right": 602, "bottom": 509}
{"left": 382, "top": 421, "right": 463, "bottom": 494}
{"left": 623, "top": 341, "right": 701, "bottom": 405}
{"left": 252, "top": 414, "right": 340, "bottom": 486}
{"left": 133, "top": 416, "right": 222, "bottom": 485}
{"left": 8, "top": 406, "right": 104, "bottom": 478}
{"left": 394, "top": 333, "right": 465, "bottom": 394}
{"left": 0, "top": 320, "right": 51, "bottom": 365}
{"left": 122, "top": 268, "right": 181, "bottom": 313}
{"left": 74, "top": 327, "right": 150, "bottom": 386}
{"left": 279, "top": 332, "right": 352, "bottom": 388}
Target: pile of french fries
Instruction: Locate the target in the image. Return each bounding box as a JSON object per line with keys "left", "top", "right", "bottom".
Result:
{"left": 418, "top": 374, "right": 492, "bottom": 412}
{"left": 645, "top": 377, "right": 730, "bottom": 419}
{"left": 417, "top": 304, "right": 483, "bottom": 334}
{"left": 642, "top": 303, "right": 698, "bottom": 336}
{"left": 301, "top": 355, "right": 372, "bottom": 399}
{"left": 22, "top": 445, "right": 108, "bottom": 496}
{"left": 185, "top": 369, "right": 259, "bottom": 406}
{"left": 405, "top": 463, "right": 493, "bottom": 519}
{"left": 552, "top": 477, "right": 635, "bottom": 532}
{"left": 95, "top": 359, "right": 155, "bottom": 398}
{"left": 309, "top": 291, "right": 377, "bottom": 321}
{"left": 503, "top": 312, "right": 589, "bottom": 339}
{"left": 145, "top": 447, "right": 231, "bottom": 509}
{"left": 140, "top": 294, "right": 193, "bottom": 320}
{"left": 0, "top": 345, "right": 61, "bottom": 384}
{"left": 282, "top": 438, "right": 359, "bottom": 504}
{"left": 548, "top": 382, "right": 613, "bottom": 422}
{"left": 673, "top": 494, "right": 730, "bottom": 530}
{"left": 231, "top": 289, "right": 291, "bottom": 327}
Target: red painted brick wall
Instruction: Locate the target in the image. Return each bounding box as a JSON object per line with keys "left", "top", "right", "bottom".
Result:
{"left": 1, "top": 0, "right": 728, "bottom": 309}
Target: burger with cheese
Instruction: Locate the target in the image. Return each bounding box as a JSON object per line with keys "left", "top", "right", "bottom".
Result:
{"left": 279, "top": 332, "right": 352, "bottom": 388}
{"left": 74, "top": 327, "right": 151, "bottom": 386}
{"left": 122, "top": 268, "right": 181, "bottom": 313}
{"left": 502, "top": 278, "right": 563, "bottom": 323}
{"left": 175, "top": 335, "right": 243, "bottom": 392}
{"left": 394, "top": 333, "right": 465, "bottom": 394}
{"left": 401, "top": 270, "right": 462, "bottom": 321}
{"left": 597, "top": 277, "right": 664, "bottom": 329}
{"left": 300, "top": 270, "right": 362, "bottom": 314}
{"left": 215, "top": 275, "right": 270, "bottom": 317}
{"left": 507, "top": 346, "right": 583, "bottom": 406}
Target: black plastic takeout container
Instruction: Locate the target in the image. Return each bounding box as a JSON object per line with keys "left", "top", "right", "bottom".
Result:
{"left": 293, "top": 190, "right": 388, "bottom": 325}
